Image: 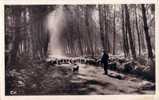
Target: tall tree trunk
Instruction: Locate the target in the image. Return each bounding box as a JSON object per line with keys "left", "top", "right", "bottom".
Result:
{"left": 10, "top": 7, "right": 22, "bottom": 66}
{"left": 125, "top": 19, "right": 130, "bottom": 57}
{"left": 76, "top": 6, "right": 83, "bottom": 56}
{"left": 121, "top": 6, "right": 127, "bottom": 57}
{"left": 113, "top": 6, "right": 116, "bottom": 55}
{"left": 141, "top": 4, "right": 153, "bottom": 59}
{"left": 135, "top": 5, "right": 141, "bottom": 56}
{"left": 99, "top": 5, "right": 105, "bottom": 52}
{"left": 124, "top": 5, "right": 136, "bottom": 59}
{"left": 85, "top": 5, "right": 94, "bottom": 57}
{"left": 103, "top": 5, "right": 111, "bottom": 53}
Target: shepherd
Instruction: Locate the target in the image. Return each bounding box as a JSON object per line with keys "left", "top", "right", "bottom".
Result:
{"left": 101, "top": 50, "right": 109, "bottom": 75}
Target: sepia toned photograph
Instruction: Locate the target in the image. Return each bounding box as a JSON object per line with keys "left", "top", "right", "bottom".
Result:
{"left": 5, "top": 4, "right": 155, "bottom": 95}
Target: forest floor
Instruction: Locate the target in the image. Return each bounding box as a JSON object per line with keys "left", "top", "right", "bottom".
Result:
{"left": 44, "top": 63, "right": 155, "bottom": 95}
{"left": 6, "top": 59, "right": 155, "bottom": 95}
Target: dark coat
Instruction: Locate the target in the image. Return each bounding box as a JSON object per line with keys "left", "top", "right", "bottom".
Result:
{"left": 101, "top": 53, "right": 109, "bottom": 65}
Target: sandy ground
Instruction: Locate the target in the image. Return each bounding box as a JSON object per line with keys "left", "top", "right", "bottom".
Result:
{"left": 59, "top": 64, "right": 155, "bottom": 95}
{"left": 5, "top": 62, "right": 155, "bottom": 95}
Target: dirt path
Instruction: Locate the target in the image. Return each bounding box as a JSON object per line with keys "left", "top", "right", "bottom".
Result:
{"left": 66, "top": 64, "right": 154, "bottom": 95}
